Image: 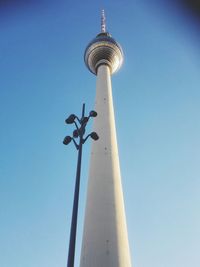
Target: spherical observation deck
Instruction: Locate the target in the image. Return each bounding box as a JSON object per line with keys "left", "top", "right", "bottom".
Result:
{"left": 84, "top": 32, "right": 123, "bottom": 75}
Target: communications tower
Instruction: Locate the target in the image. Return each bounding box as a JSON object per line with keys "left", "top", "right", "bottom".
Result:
{"left": 80, "top": 11, "right": 132, "bottom": 267}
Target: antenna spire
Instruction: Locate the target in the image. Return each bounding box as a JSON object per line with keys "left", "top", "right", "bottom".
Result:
{"left": 101, "top": 9, "right": 106, "bottom": 33}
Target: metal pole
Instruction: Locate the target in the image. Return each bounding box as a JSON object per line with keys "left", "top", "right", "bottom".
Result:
{"left": 67, "top": 104, "right": 85, "bottom": 267}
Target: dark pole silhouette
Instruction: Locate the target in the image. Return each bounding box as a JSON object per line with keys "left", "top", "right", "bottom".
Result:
{"left": 63, "top": 103, "right": 98, "bottom": 267}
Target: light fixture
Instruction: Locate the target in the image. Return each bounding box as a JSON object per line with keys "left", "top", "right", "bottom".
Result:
{"left": 63, "top": 103, "right": 98, "bottom": 267}
{"left": 63, "top": 136, "right": 72, "bottom": 145}
{"left": 89, "top": 110, "right": 97, "bottom": 117}
{"left": 90, "top": 132, "right": 99, "bottom": 140}
{"left": 65, "top": 114, "right": 76, "bottom": 124}
{"left": 73, "top": 129, "right": 79, "bottom": 138}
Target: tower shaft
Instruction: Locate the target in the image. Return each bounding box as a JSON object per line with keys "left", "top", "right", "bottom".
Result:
{"left": 80, "top": 65, "right": 132, "bottom": 266}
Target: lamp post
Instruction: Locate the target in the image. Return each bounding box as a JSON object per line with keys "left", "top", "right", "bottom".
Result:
{"left": 63, "top": 103, "right": 98, "bottom": 267}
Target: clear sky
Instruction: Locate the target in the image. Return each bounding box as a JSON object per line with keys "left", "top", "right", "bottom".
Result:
{"left": 0, "top": 1, "right": 200, "bottom": 267}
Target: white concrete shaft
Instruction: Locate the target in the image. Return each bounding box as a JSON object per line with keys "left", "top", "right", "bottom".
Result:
{"left": 80, "top": 65, "right": 132, "bottom": 267}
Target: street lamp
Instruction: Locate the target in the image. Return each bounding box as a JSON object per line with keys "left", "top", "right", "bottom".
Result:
{"left": 63, "top": 103, "right": 98, "bottom": 267}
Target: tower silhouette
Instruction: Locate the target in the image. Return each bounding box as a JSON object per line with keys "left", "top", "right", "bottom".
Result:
{"left": 80, "top": 11, "right": 132, "bottom": 267}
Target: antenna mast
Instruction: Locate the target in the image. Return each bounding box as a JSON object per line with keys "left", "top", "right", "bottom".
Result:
{"left": 101, "top": 9, "right": 106, "bottom": 33}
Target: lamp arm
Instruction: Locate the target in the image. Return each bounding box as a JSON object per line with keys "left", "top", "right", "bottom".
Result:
{"left": 72, "top": 138, "right": 79, "bottom": 150}
{"left": 73, "top": 121, "right": 79, "bottom": 131}
{"left": 75, "top": 116, "right": 81, "bottom": 124}
{"left": 82, "top": 134, "right": 90, "bottom": 144}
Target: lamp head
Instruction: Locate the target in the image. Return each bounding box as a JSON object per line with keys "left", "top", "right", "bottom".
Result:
{"left": 89, "top": 110, "right": 97, "bottom": 117}
{"left": 90, "top": 132, "right": 99, "bottom": 141}
{"left": 73, "top": 129, "right": 79, "bottom": 138}
{"left": 65, "top": 114, "right": 76, "bottom": 124}
{"left": 63, "top": 136, "right": 72, "bottom": 145}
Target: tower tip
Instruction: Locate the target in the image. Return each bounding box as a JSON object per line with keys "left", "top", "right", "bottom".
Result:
{"left": 101, "top": 9, "right": 106, "bottom": 33}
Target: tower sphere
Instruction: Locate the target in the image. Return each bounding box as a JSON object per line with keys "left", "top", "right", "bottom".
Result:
{"left": 84, "top": 32, "right": 124, "bottom": 75}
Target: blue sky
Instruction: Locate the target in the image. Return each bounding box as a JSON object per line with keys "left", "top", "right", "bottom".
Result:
{"left": 0, "top": 1, "right": 200, "bottom": 267}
